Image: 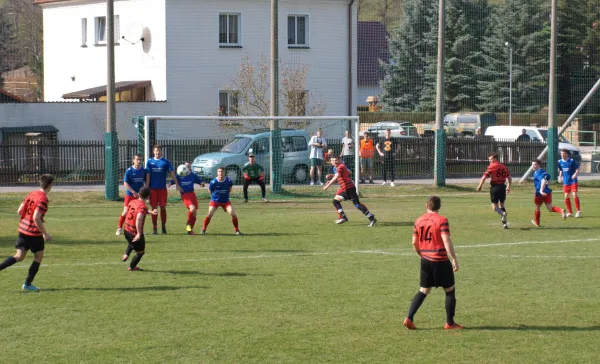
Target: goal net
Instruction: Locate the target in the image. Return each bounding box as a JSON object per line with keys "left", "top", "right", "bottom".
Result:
{"left": 136, "top": 115, "right": 364, "bottom": 200}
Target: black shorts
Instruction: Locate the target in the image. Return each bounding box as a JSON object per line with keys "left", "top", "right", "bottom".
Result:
{"left": 420, "top": 258, "right": 455, "bottom": 289}
{"left": 124, "top": 231, "right": 146, "bottom": 251}
{"left": 15, "top": 233, "right": 45, "bottom": 253}
{"left": 338, "top": 186, "right": 359, "bottom": 203}
{"left": 490, "top": 184, "right": 507, "bottom": 204}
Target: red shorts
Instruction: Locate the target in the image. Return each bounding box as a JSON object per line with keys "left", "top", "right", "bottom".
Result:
{"left": 209, "top": 200, "right": 232, "bottom": 211}
{"left": 150, "top": 188, "right": 168, "bottom": 207}
{"left": 124, "top": 195, "right": 135, "bottom": 206}
{"left": 181, "top": 192, "right": 198, "bottom": 209}
{"left": 534, "top": 193, "right": 552, "bottom": 205}
{"left": 563, "top": 183, "right": 578, "bottom": 193}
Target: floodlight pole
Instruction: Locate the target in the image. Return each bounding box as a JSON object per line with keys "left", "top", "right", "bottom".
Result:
{"left": 547, "top": 0, "right": 558, "bottom": 181}
{"left": 505, "top": 42, "right": 513, "bottom": 126}
{"left": 270, "top": 0, "right": 282, "bottom": 193}
{"left": 104, "top": 0, "right": 119, "bottom": 200}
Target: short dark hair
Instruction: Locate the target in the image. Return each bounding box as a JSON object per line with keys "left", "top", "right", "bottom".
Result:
{"left": 39, "top": 174, "right": 54, "bottom": 189}
{"left": 153, "top": 144, "right": 162, "bottom": 150}
{"left": 532, "top": 159, "right": 543, "bottom": 165}
{"left": 385, "top": 128, "right": 391, "bottom": 132}
{"left": 426, "top": 196, "right": 441, "bottom": 211}
{"left": 133, "top": 154, "right": 142, "bottom": 160}
{"left": 139, "top": 186, "right": 150, "bottom": 199}
{"left": 217, "top": 167, "right": 225, "bottom": 172}
{"left": 488, "top": 153, "right": 498, "bottom": 160}
{"left": 561, "top": 148, "right": 570, "bottom": 153}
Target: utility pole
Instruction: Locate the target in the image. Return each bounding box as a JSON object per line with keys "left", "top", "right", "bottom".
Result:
{"left": 270, "top": 0, "right": 282, "bottom": 193}
{"left": 104, "top": 0, "right": 119, "bottom": 200}
{"left": 434, "top": 0, "right": 446, "bottom": 187}
{"left": 547, "top": 0, "right": 558, "bottom": 181}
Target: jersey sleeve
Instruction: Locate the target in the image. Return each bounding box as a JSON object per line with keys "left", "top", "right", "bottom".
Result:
{"left": 242, "top": 164, "right": 249, "bottom": 173}
{"left": 209, "top": 180, "right": 215, "bottom": 192}
{"left": 167, "top": 160, "right": 174, "bottom": 172}
{"left": 440, "top": 218, "right": 450, "bottom": 235}
{"left": 483, "top": 165, "right": 492, "bottom": 178}
{"left": 543, "top": 172, "right": 551, "bottom": 181}
{"left": 124, "top": 168, "right": 131, "bottom": 184}
{"left": 194, "top": 174, "right": 203, "bottom": 185}
{"left": 36, "top": 197, "right": 49, "bottom": 215}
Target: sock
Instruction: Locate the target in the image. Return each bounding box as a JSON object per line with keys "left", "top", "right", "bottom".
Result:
{"left": 501, "top": 207, "right": 506, "bottom": 213}
{"left": 333, "top": 199, "right": 343, "bottom": 212}
{"left": 0, "top": 256, "right": 18, "bottom": 271}
{"left": 552, "top": 206, "right": 563, "bottom": 213}
{"left": 160, "top": 208, "right": 167, "bottom": 225}
{"left": 574, "top": 197, "right": 580, "bottom": 211}
{"left": 565, "top": 198, "right": 572, "bottom": 214}
{"left": 494, "top": 207, "right": 503, "bottom": 215}
{"left": 130, "top": 252, "right": 145, "bottom": 269}
{"left": 407, "top": 291, "right": 427, "bottom": 320}
{"left": 124, "top": 244, "right": 134, "bottom": 257}
{"left": 189, "top": 214, "right": 197, "bottom": 230}
{"left": 118, "top": 215, "right": 126, "bottom": 228}
{"left": 232, "top": 216, "right": 239, "bottom": 230}
{"left": 202, "top": 216, "right": 211, "bottom": 231}
{"left": 187, "top": 211, "right": 193, "bottom": 226}
{"left": 445, "top": 289, "right": 457, "bottom": 325}
{"left": 152, "top": 214, "right": 158, "bottom": 228}
{"left": 356, "top": 203, "right": 368, "bottom": 214}
{"left": 535, "top": 210, "right": 541, "bottom": 225}
{"left": 25, "top": 261, "right": 40, "bottom": 286}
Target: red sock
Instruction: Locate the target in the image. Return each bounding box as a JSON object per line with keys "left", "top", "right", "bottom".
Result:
{"left": 118, "top": 215, "right": 126, "bottom": 228}
{"left": 574, "top": 197, "right": 580, "bottom": 211}
{"left": 187, "top": 211, "right": 193, "bottom": 225}
{"left": 565, "top": 199, "right": 572, "bottom": 214}
{"left": 232, "top": 216, "right": 239, "bottom": 230}
{"left": 338, "top": 213, "right": 343, "bottom": 219}
{"left": 190, "top": 214, "right": 197, "bottom": 229}
{"left": 160, "top": 208, "right": 167, "bottom": 225}
{"left": 535, "top": 210, "right": 541, "bottom": 225}
{"left": 152, "top": 214, "right": 158, "bottom": 228}
{"left": 552, "top": 206, "right": 563, "bottom": 213}
{"left": 202, "top": 216, "right": 211, "bottom": 230}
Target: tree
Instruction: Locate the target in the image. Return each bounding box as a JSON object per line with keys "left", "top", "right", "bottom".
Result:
{"left": 477, "top": 0, "right": 550, "bottom": 113}
{"left": 357, "top": 0, "right": 403, "bottom": 30}
{"left": 219, "top": 54, "right": 326, "bottom": 131}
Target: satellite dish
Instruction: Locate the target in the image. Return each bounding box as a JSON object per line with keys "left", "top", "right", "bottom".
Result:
{"left": 142, "top": 27, "right": 152, "bottom": 53}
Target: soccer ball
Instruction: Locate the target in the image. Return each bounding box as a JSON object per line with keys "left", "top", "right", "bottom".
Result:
{"left": 177, "top": 164, "right": 190, "bottom": 177}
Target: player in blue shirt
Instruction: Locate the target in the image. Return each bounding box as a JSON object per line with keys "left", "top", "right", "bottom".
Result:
{"left": 557, "top": 149, "right": 581, "bottom": 218}
{"left": 201, "top": 167, "right": 241, "bottom": 235}
{"left": 169, "top": 163, "right": 205, "bottom": 235}
{"left": 145, "top": 145, "right": 181, "bottom": 235}
{"left": 116, "top": 154, "right": 147, "bottom": 234}
{"left": 531, "top": 159, "right": 567, "bottom": 227}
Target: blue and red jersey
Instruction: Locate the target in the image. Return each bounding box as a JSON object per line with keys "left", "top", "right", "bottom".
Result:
{"left": 123, "top": 166, "right": 148, "bottom": 196}
{"left": 146, "top": 157, "right": 173, "bottom": 189}
{"left": 209, "top": 177, "right": 233, "bottom": 203}
{"left": 533, "top": 168, "right": 552, "bottom": 196}
{"left": 557, "top": 158, "right": 579, "bottom": 186}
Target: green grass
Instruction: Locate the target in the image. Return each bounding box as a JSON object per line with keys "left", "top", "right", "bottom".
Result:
{"left": 1, "top": 183, "right": 600, "bottom": 363}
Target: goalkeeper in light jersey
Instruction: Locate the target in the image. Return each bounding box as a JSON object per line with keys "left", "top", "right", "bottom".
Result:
{"left": 242, "top": 152, "right": 267, "bottom": 203}
{"left": 168, "top": 163, "right": 204, "bottom": 235}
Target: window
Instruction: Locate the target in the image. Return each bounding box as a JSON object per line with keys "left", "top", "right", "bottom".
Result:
{"left": 219, "top": 91, "right": 239, "bottom": 116}
{"left": 251, "top": 138, "right": 270, "bottom": 155}
{"left": 288, "top": 15, "right": 308, "bottom": 47}
{"left": 81, "top": 18, "right": 87, "bottom": 46}
{"left": 283, "top": 136, "right": 308, "bottom": 152}
{"left": 219, "top": 13, "right": 241, "bottom": 46}
{"left": 94, "top": 15, "right": 120, "bottom": 45}
{"left": 286, "top": 90, "right": 307, "bottom": 116}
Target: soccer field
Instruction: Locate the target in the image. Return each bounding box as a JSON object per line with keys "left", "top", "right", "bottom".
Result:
{"left": 1, "top": 184, "right": 599, "bottom": 364}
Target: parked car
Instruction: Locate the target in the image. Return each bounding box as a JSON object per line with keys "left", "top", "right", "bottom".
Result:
{"left": 191, "top": 129, "right": 312, "bottom": 184}
{"left": 359, "top": 121, "right": 419, "bottom": 138}
{"left": 422, "top": 112, "right": 497, "bottom": 137}
{"left": 485, "top": 125, "right": 581, "bottom": 163}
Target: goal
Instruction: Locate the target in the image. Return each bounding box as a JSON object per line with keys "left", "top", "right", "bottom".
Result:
{"left": 136, "top": 115, "right": 361, "bottom": 198}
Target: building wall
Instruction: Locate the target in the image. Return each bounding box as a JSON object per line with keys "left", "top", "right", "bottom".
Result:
{"left": 41, "top": 0, "right": 167, "bottom": 101}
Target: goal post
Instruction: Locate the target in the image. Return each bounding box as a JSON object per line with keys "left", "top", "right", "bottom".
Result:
{"left": 136, "top": 115, "right": 362, "bottom": 197}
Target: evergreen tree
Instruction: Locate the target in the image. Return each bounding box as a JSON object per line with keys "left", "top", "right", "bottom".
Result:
{"left": 478, "top": 0, "right": 550, "bottom": 113}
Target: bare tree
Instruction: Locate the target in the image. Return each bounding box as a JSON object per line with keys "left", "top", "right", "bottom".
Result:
{"left": 373, "top": 0, "right": 402, "bottom": 30}
{"left": 219, "top": 54, "right": 326, "bottom": 131}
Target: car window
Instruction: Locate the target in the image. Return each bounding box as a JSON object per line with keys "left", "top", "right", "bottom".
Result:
{"left": 290, "top": 136, "right": 307, "bottom": 151}
{"left": 251, "top": 138, "right": 270, "bottom": 155}
{"left": 221, "top": 137, "right": 252, "bottom": 154}
{"left": 457, "top": 115, "right": 478, "bottom": 124}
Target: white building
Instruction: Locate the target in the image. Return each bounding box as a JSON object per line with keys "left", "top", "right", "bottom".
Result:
{"left": 0, "top": 0, "right": 357, "bottom": 140}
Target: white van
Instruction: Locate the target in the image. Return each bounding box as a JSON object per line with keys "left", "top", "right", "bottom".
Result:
{"left": 485, "top": 126, "right": 581, "bottom": 162}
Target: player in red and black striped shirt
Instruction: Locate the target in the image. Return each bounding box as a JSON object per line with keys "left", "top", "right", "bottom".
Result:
{"left": 323, "top": 156, "right": 376, "bottom": 226}
{"left": 0, "top": 174, "right": 54, "bottom": 292}
{"left": 403, "top": 196, "right": 463, "bottom": 330}
{"left": 123, "top": 186, "right": 156, "bottom": 271}
{"left": 476, "top": 153, "right": 512, "bottom": 228}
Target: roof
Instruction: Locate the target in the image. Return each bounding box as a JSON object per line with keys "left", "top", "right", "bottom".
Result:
{"left": 357, "top": 21, "right": 390, "bottom": 87}
{"left": 0, "top": 125, "right": 60, "bottom": 135}
{"left": 33, "top": 0, "right": 71, "bottom": 4}
{"left": 0, "top": 89, "right": 27, "bottom": 103}
{"left": 62, "top": 80, "right": 151, "bottom": 100}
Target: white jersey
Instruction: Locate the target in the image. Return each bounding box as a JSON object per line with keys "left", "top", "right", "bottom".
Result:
{"left": 309, "top": 135, "right": 327, "bottom": 159}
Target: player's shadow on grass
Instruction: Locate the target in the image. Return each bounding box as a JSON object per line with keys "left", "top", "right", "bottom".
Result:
{"left": 519, "top": 226, "right": 593, "bottom": 231}
{"left": 373, "top": 221, "right": 414, "bottom": 227}
{"left": 473, "top": 325, "right": 600, "bottom": 331}
{"left": 43, "top": 285, "right": 210, "bottom": 292}
{"left": 229, "top": 249, "right": 307, "bottom": 254}
{"left": 145, "top": 269, "right": 253, "bottom": 277}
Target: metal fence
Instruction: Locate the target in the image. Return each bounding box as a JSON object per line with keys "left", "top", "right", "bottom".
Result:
{"left": 0, "top": 137, "right": 551, "bottom": 185}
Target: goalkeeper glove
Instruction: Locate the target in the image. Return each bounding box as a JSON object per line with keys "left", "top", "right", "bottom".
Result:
{"left": 244, "top": 174, "right": 251, "bottom": 180}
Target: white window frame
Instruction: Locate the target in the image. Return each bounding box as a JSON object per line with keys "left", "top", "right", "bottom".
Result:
{"left": 219, "top": 13, "right": 241, "bottom": 46}
{"left": 94, "top": 15, "right": 120, "bottom": 45}
{"left": 219, "top": 91, "right": 239, "bottom": 116}
{"left": 81, "top": 18, "right": 87, "bottom": 46}
{"left": 287, "top": 14, "right": 309, "bottom": 47}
